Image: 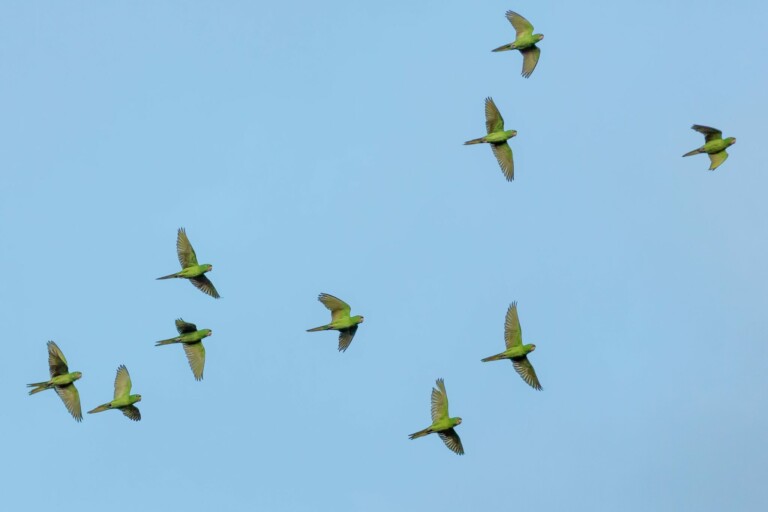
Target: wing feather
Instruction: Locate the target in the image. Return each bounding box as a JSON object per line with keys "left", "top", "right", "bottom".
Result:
{"left": 55, "top": 384, "right": 83, "bottom": 422}
{"left": 505, "top": 10, "right": 534, "bottom": 37}
{"left": 183, "top": 342, "right": 206, "bottom": 381}
{"left": 438, "top": 429, "right": 465, "bottom": 455}
{"left": 47, "top": 341, "right": 69, "bottom": 377}
{"left": 512, "top": 356, "right": 542, "bottom": 390}
{"left": 338, "top": 325, "right": 358, "bottom": 352}
{"left": 176, "top": 228, "right": 199, "bottom": 268}
{"left": 504, "top": 302, "right": 523, "bottom": 348}
{"left": 190, "top": 275, "right": 220, "bottom": 298}
{"left": 484, "top": 97, "right": 505, "bottom": 134}
{"left": 113, "top": 365, "right": 132, "bottom": 400}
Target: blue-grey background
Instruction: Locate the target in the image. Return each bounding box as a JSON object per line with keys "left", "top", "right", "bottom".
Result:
{"left": 2, "top": 1, "right": 767, "bottom": 510}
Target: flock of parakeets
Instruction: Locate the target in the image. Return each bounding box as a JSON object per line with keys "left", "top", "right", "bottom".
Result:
{"left": 27, "top": 10, "right": 737, "bottom": 453}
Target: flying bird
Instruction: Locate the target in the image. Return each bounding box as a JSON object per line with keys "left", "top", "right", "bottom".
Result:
{"left": 88, "top": 365, "right": 142, "bottom": 421}
{"left": 408, "top": 378, "right": 464, "bottom": 455}
{"left": 27, "top": 341, "right": 83, "bottom": 422}
{"left": 481, "top": 302, "right": 542, "bottom": 390}
{"left": 306, "top": 293, "right": 364, "bottom": 352}
{"left": 156, "top": 318, "right": 212, "bottom": 381}
{"left": 492, "top": 10, "right": 544, "bottom": 78}
{"left": 157, "top": 227, "right": 220, "bottom": 298}
{"left": 682, "top": 125, "right": 736, "bottom": 171}
{"left": 464, "top": 97, "right": 518, "bottom": 181}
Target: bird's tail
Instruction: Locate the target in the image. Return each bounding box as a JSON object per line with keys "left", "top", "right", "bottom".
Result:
{"left": 682, "top": 148, "right": 703, "bottom": 157}
{"left": 464, "top": 137, "right": 486, "bottom": 145}
{"left": 306, "top": 324, "right": 331, "bottom": 332}
{"left": 408, "top": 427, "right": 433, "bottom": 440}
{"left": 26, "top": 381, "right": 50, "bottom": 395}
{"left": 492, "top": 43, "right": 514, "bottom": 52}
{"left": 88, "top": 403, "right": 112, "bottom": 414}
{"left": 155, "top": 337, "right": 180, "bottom": 346}
{"left": 156, "top": 272, "right": 180, "bottom": 280}
{"left": 481, "top": 352, "right": 507, "bottom": 362}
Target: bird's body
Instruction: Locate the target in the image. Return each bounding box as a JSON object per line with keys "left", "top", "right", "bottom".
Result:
{"left": 157, "top": 228, "right": 220, "bottom": 298}
{"left": 88, "top": 365, "right": 142, "bottom": 421}
{"left": 306, "top": 293, "right": 364, "bottom": 352}
{"left": 409, "top": 378, "right": 464, "bottom": 455}
{"left": 492, "top": 11, "right": 544, "bottom": 78}
{"left": 683, "top": 125, "right": 736, "bottom": 170}
{"left": 27, "top": 341, "right": 83, "bottom": 421}
{"left": 156, "top": 319, "right": 212, "bottom": 381}
{"left": 464, "top": 97, "right": 517, "bottom": 181}
{"left": 481, "top": 302, "right": 542, "bottom": 390}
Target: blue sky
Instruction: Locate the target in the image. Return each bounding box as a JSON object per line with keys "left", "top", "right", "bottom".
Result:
{"left": 2, "top": 1, "right": 767, "bottom": 510}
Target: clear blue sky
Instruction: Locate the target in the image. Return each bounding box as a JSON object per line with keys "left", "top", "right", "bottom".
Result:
{"left": 2, "top": 1, "right": 767, "bottom": 510}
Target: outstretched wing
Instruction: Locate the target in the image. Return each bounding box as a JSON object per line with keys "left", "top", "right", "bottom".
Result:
{"left": 190, "top": 275, "right": 220, "bottom": 298}
{"left": 55, "top": 384, "right": 83, "bottom": 422}
{"left": 121, "top": 405, "right": 141, "bottom": 422}
{"left": 484, "top": 97, "right": 505, "bottom": 134}
{"left": 113, "top": 365, "right": 132, "bottom": 400}
{"left": 176, "top": 228, "right": 199, "bottom": 268}
{"left": 47, "top": 341, "right": 70, "bottom": 377}
{"left": 175, "top": 318, "right": 198, "bottom": 334}
{"left": 430, "top": 378, "right": 449, "bottom": 422}
{"left": 318, "top": 293, "right": 351, "bottom": 322}
{"left": 505, "top": 10, "right": 534, "bottom": 37}
{"left": 491, "top": 142, "right": 514, "bottom": 181}
{"left": 183, "top": 342, "right": 206, "bottom": 381}
{"left": 512, "top": 356, "right": 542, "bottom": 390}
{"left": 438, "top": 429, "right": 465, "bottom": 455}
{"left": 520, "top": 45, "right": 541, "bottom": 78}
{"left": 338, "top": 325, "right": 359, "bottom": 352}
{"left": 708, "top": 150, "right": 729, "bottom": 170}
{"left": 692, "top": 125, "right": 723, "bottom": 143}
{"left": 504, "top": 302, "right": 523, "bottom": 348}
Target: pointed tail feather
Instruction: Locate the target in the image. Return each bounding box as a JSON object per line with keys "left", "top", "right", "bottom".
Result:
{"left": 27, "top": 382, "right": 50, "bottom": 395}
{"left": 682, "top": 148, "right": 703, "bottom": 157}
{"left": 88, "top": 403, "right": 112, "bottom": 414}
{"left": 492, "top": 43, "right": 514, "bottom": 52}
{"left": 156, "top": 272, "right": 180, "bottom": 280}
{"left": 409, "top": 427, "right": 432, "bottom": 440}
{"left": 464, "top": 137, "right": 486, "bottom": 145}
{"left": 481, "top": 352, "right": 508, "bottom": 362}
{"left": 306, "top": 325, "right": 331, "bottom": 332}
{"left": 155, "top": 337, "right": 179, "bottom": 346}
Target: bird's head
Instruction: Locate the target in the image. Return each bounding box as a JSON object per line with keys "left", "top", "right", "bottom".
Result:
{"left": 455, "top": 418, "right": 463, "bottom": 425}
{"left": 727, "top": 137, "right": 736, "bottom": 145}
{"left": 73, "top": 371, "right": 83, "bottom": 380}
{"left": 529, "top": 344, "right": 536, "bottom": 352}
{"left": 353, "top": 315, "right": 364, "bottom": 324}
{"left": 509, "top": 129, "right": 518, "bottom": 138}
{"left": 134, "top": 394, "right": 142, "bottom": 402}
{"left": 206, "top": 330, "right": 213, "bottom": 337}
{"left": 205, "top": 264, "right": 213, "bottom": 272}
{"left": 536, "top": 33, "right": 544, "bottom": 41}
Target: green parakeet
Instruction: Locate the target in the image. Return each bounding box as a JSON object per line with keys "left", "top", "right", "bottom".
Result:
{"left": 492, "top": 10, "right": 544, "bottom": 78}
{"left": 306, "top": 293, "right": 364, "bottom": 352}
{"left": 409, "top": 378, "right": 464, "bottom": 455}
{"left": 481, "top": 302, "right": 542, "bottom": 390}
{"left": 157, "top": 227, "right": 220, "bottom": 298}
{"left": 27, "top": 341, "right": 83, "bottom": 422}
{"left": 464, "top": 97, "right": 517, "bottom": 181}
{"left": 88, "top": 365, "right": 142, "bottom": 421}
{"left": 682, "top": 125, "right": 736, "bottom": 171}
{"left": 156, "top": 318, "right": 212, "bottom": 381}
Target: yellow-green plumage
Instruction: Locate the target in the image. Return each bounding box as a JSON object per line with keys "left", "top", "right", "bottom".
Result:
{"left": 155, "top": 318, "right": 211, "bottom": 381}
{"left": 492, "top": 10, "right": 544, "bottom": 78}
{"left": 408, "top": 378, "right": 464, "bottom": 455}
{"left": 481, "top": 302, "right": 542, "bottom": 390}
{"left": 306, "top": 293, "right": 364, "bottom": 352}
{"left": 157, "top": 227, "right": 220, "bottom": 298}
{"left": 682, "top": 124, "right": 736, "bottom": 171}
{"left": 464, "top": 97, "right": 518, "bottom": 181}
{"left": 87, "top": 365, "right": 142, "bottom": 421}
{"left": 27, "top": 341, "right": 83, "bottom": 422}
